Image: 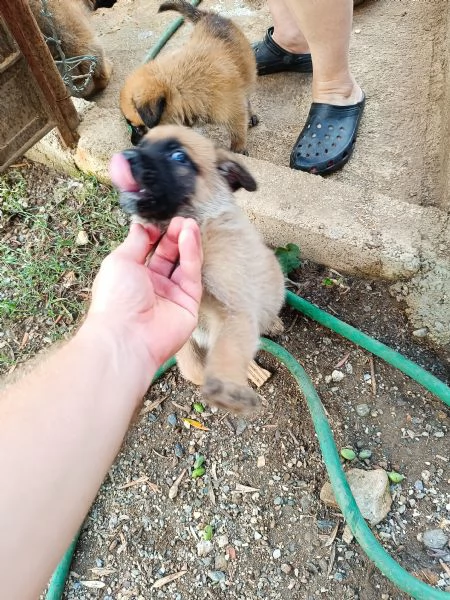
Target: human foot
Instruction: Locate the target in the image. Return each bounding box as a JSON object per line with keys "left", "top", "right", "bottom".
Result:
{"left": 252, "top": 27, "right": 312, "bottom": 76}
{"left": 290, "top": 93, "right": 365, "bottom": 175}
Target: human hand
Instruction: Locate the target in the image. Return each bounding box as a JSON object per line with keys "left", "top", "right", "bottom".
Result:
{"left": 87, "top": 217, "right": 203, "bottom": 369}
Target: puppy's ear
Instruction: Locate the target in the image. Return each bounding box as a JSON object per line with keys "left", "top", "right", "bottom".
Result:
{"left": 216, "top": 150, "right": 257, "bottom": 192}
{"left": 136, "top": 96, "right": 166, "bottom": 129}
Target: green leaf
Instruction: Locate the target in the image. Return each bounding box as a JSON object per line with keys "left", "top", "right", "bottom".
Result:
{"left": 340, "top": 447, "right": 356, "bottom": 461}
{"left": 192, "top": 466, "right": 206, "bottom": 479}
{"left": 274, "top": 243, "right": 301, "bottom": 275}
{"left": 194, "top": 454, "right": 205, "bottom": 470}
{"left": 358, "top": 449, "right": 372, "bottom": 460}
{"left": 203, "top": 525, "right": 214, "bottom": 541}
{"left": 322, "top": 277, "right": 334, "bottom": 287}
{"left": 388, "top": 471, "right": 405, "bottom": 483}
{"left": 193, "top": 402, "right": 205, "bottom": 413}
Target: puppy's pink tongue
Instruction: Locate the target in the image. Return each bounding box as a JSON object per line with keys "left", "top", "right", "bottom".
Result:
{"left": 109, "top": 153, "right": 140, "bottom": 192}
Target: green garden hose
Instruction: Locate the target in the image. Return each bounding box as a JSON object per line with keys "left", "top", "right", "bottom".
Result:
{"left": 285, "top": 291, "right": 450, "bottom": 406}
{"left": 46, "top": 292, "right": 450, "bottom": 600}
{"left": 142, "top": 0, "right": 202, "bottom": 63}
{"left": 45, "top": 533, "right": 80, "bottom": 600}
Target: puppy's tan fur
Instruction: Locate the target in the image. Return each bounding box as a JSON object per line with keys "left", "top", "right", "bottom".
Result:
{"left": 120, "top": 0, "right": 257, "bottom": 153}
{"left": 30, "top": 0, "right": 112, "bottom": 98}
{"left": 138, "top": 125, "right": 285, "bottom": 413}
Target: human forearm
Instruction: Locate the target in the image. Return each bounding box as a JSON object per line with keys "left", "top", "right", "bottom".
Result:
{"left": 0, "top": 316, "right": 156, "bottom": 599}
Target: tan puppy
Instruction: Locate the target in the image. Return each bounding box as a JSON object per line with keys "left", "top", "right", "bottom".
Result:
{"left": 110, "top": 125, "right": 285, "bottom": 414}
{"left": 30, "top": 0, "right": 112, "bottom": 98}
{"left": 120, "top": 0, "right": 258, "bottom": 151}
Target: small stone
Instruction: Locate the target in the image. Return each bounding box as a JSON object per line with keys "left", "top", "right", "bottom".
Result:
{"left": 412, "top": 327, "right": 429, "bottom": 338}
{"left": 320, "top": 468, "right": 392, "bottom": 526}
{"left": 273, "top": 548, "right": 281, "bottom": 559}
{"left": 197, "top": 539, "right": 213, "bottom": 557}
{"left": 331, "top": 370, "right": 345, "bottom": 382}
{"left": 167, "top": 413, "right": 177, "bottom": 427}
{"left": 214, "top": 554, "right": 228, "bottom": 571}
{"left": 207, "top": 570, "right": 226, "bottom": 583}
{"left": 342, "top": 524, "right": 354, "bottom": 544}
{"left": 75, "top": 230, "right": 89, "bottom": 245}
{"left": 434, "top": 431, "right": 445, "bottom": 438}
{"left": 254, "top": 531, "right": 262, "bottom": 540}
{"left": 235, "top": 418, "right": 248, "bottom": 435}
{"left": 281, "top": 563, "right": 292, "bottom": 574}
{"left": 257, "top": 456, "right": 266, "bottom": 468}
{"left": 216, "top": 534, "right": 229, "bottom": 548}
{"left": 174, "top": 443, "right": 185, "bottom": 458}
{"left": 363, "top": 373, "right": 372, "bottom": 383}
{"left": 274, "top": 496, "right": 283, "bottom": 505}
{"left": 356, "top": 403, "right": 370, "bottom": 417}
{"left": 414, "top": 480, "right": 424, "bottom": 492}
{"left": 422, "top": 529, "right": 449, "bottom": 550}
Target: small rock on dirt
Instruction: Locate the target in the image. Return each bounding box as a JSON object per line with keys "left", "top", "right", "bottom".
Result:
{"left": 215, "top": 554, "right": 228, "bottom": 571}
{"left": 331, "top": 370, "right": 345, "bottom": 382}
{"left": 273, "top": 548, "right": 281, "bottom": 559}
{"left": 208, "top": 570, "right": 226, "bottom": 583}
{"left": 197, "top": 540, "right": 212, "bottom": 557}
{"left": 320, "top": 468, "right": 392, "bottom": 526}
{"left": 281, "top": 563, "right": 292, "bottom": 574}
{"left": 167, "top": 413, "right": 177, "bottom": 427}
{"left": 422, "top": 528, "right": 449, "bottom": 550}
{"left": 356, "top": 403, "right": 370, "bottom": 417}
{"left": 216, "top": 534, "right": 229, "bottom": 548}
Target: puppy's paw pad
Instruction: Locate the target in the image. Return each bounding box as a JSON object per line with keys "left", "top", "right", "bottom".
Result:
{"left": 202, "top": 377, "right": 260, "bottom": 415}
{"left": 265, "top": 316, "right": 285, "bottom": 336}
{"left": 248, "top": 114, "right": 259, "bottom": 128}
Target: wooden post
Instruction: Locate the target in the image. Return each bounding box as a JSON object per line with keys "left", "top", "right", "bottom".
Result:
{"left": 0, "top": 0, "right": 79, "bottom": 147}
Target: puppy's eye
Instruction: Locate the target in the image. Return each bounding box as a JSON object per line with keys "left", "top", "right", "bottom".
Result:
{"left": 170, "top": 150, "right": 188, "bottom": 163}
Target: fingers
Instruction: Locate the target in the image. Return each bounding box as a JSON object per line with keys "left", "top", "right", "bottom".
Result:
{"left": 171, "top": 219, "right": 203, "bottom": 304}
{"left": 113, "top": 223, "right": 160, "bottom": 263}
{"left": 147, "top": 216, "right": 185, "bottom": 277}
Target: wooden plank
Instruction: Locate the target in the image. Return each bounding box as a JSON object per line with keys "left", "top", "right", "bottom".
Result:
{"left": 0, "top": 0, "right": 79, "bottom": 147}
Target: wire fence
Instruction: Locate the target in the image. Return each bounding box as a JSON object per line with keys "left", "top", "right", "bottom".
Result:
{"left": 39, "top": 0, "right": 98, "bottom": 96}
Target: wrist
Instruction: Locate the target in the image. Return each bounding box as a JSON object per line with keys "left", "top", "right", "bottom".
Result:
{"left": 75, "top": 314, "right": 158, "bottom": 400}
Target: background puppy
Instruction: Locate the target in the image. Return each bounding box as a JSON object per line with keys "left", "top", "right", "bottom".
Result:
{"left": 120, "top": 0, "right": 258, "bottom": 152}
{"left": 110, "top": 125, "right": 285, "bottom": 414}
{"left": 30, "top": 0, "right": 112, "bottom": 98}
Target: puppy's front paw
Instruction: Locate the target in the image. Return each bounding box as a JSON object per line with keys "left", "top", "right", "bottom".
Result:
{"left": 248, "top": 114, "right": 259, "bottom": 128}
{"left": 202, "top": 377, "right": 261, "bottom": 415}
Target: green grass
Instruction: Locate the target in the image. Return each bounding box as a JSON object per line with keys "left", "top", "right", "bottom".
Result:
{"left": 0, "top": 169, "right": 127, "bottom": 342}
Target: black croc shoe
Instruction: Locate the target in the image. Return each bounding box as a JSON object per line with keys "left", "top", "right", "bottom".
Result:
{"left": 252, "top": 27, "right": 313, "bottom": 76}
{"left": 290, "top": 94, "right": 365, "bottom": 175}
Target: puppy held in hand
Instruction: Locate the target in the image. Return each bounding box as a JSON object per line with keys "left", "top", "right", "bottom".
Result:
{"left": 120, "top": 0, "right": 258, "bottom": 152}
{"left": 110, "top": 125, "right": 285, "bottom": 414}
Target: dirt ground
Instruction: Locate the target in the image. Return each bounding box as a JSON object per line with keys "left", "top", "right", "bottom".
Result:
{"left": 1, "top": 163, "right": 449, "bottom": 599}
{"left": 63, "top": 274, "right": 450, "bottom": 600}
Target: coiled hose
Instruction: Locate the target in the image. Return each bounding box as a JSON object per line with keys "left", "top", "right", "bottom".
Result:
{"left": 46, "top": 291, "right": 450, "bottom": 600}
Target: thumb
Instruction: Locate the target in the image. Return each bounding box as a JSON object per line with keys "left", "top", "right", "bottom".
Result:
{"left": 113, "top": 223, "right": 155, "bottom": 263}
